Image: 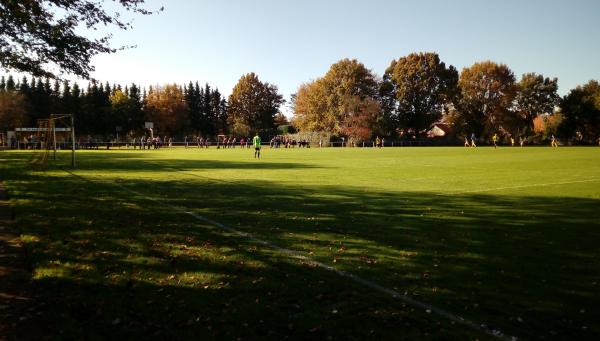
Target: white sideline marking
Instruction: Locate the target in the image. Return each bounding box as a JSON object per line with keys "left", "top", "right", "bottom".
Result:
{"left": 64, "top": 169, "right": 515, "bottom": 340}
{"left": 437, "top": 178, "right": 600, "bottom": 196}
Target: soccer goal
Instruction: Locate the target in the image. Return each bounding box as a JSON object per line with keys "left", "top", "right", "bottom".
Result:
{"left": 28, "top": 114, "right": 76, "bottom": 168}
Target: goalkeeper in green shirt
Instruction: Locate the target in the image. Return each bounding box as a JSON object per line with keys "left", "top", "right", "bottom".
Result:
{"left": 253, "top": 133, "right": 262, "bottom": 158}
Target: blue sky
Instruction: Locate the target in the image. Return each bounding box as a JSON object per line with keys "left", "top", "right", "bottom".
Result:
{"left": 89, "top": 0, "right": 600, "bottom": 113}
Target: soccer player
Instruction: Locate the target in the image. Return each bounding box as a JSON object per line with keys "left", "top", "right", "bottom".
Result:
{"left": 551, "top": 134, "right": 558, "bottom": 147}
{"left": 464, "top": 136, "right": 470, "bottom": 147}
{"left": 519, "top": 136, "right": 524, "bottom": 147}
{"left": 253, "top": 133, "right": 262, "bottom": 158}
{"left": 510, "top": 136, "right": 515, "bottom": 147}
{"left": 470, "top": 133, "right": 477, "bottom": 147}
{"left": 492, "top": 133, "right": 498, "bottom": 148}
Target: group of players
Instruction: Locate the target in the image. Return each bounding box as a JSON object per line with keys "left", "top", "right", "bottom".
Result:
{"left": 127, "top": 132, "right": 594, "bottom": 153}
{"left": 464, "top": 133, "right": 560, "bottom": 148}
{"left": 129, "top": 133, "right": 264, "bottom": 157}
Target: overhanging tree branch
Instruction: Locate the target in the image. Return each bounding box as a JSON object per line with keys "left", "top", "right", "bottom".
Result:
{"left": 0, "top": 0, "right": 162, "bottom": 79}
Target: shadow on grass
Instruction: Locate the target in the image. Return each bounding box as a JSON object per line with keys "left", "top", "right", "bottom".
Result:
{"left": 2, "top": 155, "right": 599, "bottom": 340}
{"left": 73, "top": 151, "right": 323, "bottom": 172}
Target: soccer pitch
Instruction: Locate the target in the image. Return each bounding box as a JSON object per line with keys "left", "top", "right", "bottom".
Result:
{"left": 2, "top": 146, "right": 600, "bottom": 339}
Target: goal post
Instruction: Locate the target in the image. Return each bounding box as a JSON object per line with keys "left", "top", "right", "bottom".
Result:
{"left": 52, "top": 114, "right": 76, "bottom": 169}
{"left": 27, "top": 114, "right": 76, "bottom": 168}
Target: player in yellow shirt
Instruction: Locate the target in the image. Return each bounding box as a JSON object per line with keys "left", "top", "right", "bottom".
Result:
{"left": 253, "top": 133, "right": 262, "bottom": 158}
{"left": 492, "top": 133, "right": 498, "bottom": 149}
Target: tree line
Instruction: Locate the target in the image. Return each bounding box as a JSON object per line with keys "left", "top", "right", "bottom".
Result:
{"left": 1, "top": 53, "right": 599, "bottom": 143}
{"left": 0, "top": 72, "right": 287, "bottom": 140}
{"left": 0, "top": 76, "right": 228, "bottom": 138}
{"left": 293, "top": 54, "right": 599, "bottom": 144}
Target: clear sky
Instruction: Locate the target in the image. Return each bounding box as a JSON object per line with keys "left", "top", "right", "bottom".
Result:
{"left": 90, "top": 0, "right": 600, "bottom": 113}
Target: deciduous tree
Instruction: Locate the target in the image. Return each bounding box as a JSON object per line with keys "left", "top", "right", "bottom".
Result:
{"left": 0, "top": 0, "right": 161, "bottom": 78}
{"left": 293, "top": 59, "right": 381, "bottom": 138}
{"left": 144, "top": 84, "right": 188, "bottom": 135}
{"left": 533, "top": 112, "right": 564, "bottom": 140}
{"left": 515, "top": 73, "right": 559, "bottom": 135}
{"left": 458, "top": 61, "right": 517, "bottom": 135}
{"left": 0, "top": 90, "right": 27, "bottom": 132}
{"left": 382, "top": 52, "right": 458, "bottom": 134}
{"left": 559, "top": 80, "right": 600, "bottom": 142}
{"left": 228, "top": 73, "right": 284, "bottom": 136}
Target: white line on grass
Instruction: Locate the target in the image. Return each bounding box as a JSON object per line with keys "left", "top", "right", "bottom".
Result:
{"left": 63, "top": 169, "right": 516, "bottom": 341}
{"left": 436, "top": 178, "right": 600, "bottom": 196}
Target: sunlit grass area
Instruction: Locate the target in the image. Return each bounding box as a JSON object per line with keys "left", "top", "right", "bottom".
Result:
{"left": 2, "top": 146, "right": 600, "bottom": 339}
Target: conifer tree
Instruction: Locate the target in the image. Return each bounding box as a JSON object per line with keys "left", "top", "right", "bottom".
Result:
{"left": 6, "top": 75, "right": 15, "bottom": 91}
{"left": 44, "top": 78, "right": 52, "bottom": 95}
{"left": 61, "top": 80, "right": 72, "bottom": 116}
{"left": 32, "top": 78, "right": 50, "bottom": 124}
{"left": 52, "top": 79, "right": 60, "bottom": 95}
{"left": 211, "top": 89, "right": 227, "bottom": 136}
{"left": 127, "top": 83, "right": 145, "bottom": 133}
{"left": 185, "top": 81, "right": 200, "bottom": 133}
{"left": 19, "top": 77, "right": 30, "bottom": 95}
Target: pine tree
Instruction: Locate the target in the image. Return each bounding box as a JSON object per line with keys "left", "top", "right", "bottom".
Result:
{"left": 197, "top": 83, "right": 205, "bottom": 133}
{"left": 33, "top": 78, "right": 50, "bottom": 123}
{"left": 81, "top": 82, "right": 99, "bottom": 134}
{"left": 19, "top": 76, "right": 30, "bottom": 93}
{"left": 70, "top": 83, "right": 82, "bottom": 130}
{"left": 201, "top": 83, "right": 212, "bottom": 134}
{"left": 208, "top": 89, "right": 218, "bottom": 135}
{"left": 127, "top": 83, "right": 144, "bottom": 133}
{"left": 6, "top": 75, "right": 16, "bottom": 91}
{"left": 185, "top": 81, "right": 202, "bottom": 133}
{"left": 94, "top": 83, "right": 112, "bottom": 134}
{"left": 44, "top": 78, "right": 52, "bottom": 95}
{"left": 218, "top": 97, "right": 228, "bottom": 135}
{"left": 130, "top": 84, "right": 141, "bottom": 101}
{"left": 50, "top": 79, "right": 61, "bottom": 116}
{"left": 52, "top": 79, "right": 60, "bottom": 94}
{"left": 62, "top": 80, "right": 72, "bottom": 116}
{"left": 17, "top": 77, "right": 34, "bottom": 124}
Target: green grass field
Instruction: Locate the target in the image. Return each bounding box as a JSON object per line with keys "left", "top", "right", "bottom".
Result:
{"left": 2, "top": 146, "right": 600, "bottom": 340}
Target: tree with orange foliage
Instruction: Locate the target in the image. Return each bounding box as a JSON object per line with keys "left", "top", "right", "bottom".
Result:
{"left": 0, "top": 91, "right": 28, "bottom": 132}
{"left": 458, "top": 61, "right": 517, "bottom": 136}
{"left": 144, "top": 85, "right": 189, "bottom": 135}
{"left": 293, "top": 59, "right": 381, "bottom": 139}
